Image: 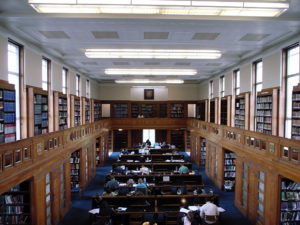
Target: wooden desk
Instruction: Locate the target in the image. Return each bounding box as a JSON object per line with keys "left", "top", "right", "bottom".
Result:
{"left": 125, "top": 148, "right": 178, "bottom": 155}
{"left": 112, "top": 173, "right": 202, "bottom": 185}
{"left": 112, "top": 162, "right": 192, "bottom": 172}
{"left": 118, "top": 153, "right": 184, "bottom": 162}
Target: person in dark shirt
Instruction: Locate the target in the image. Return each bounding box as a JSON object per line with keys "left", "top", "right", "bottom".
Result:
{"left": 114, "top": 165, "right": 126, "bottom": 175}
{"left": 104, "top": 175, "right": 119, "bottom": 192}
{"left": 146, "top": 139, "right": 151, "bottom": 147}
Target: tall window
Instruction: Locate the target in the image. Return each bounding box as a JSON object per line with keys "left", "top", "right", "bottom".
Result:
{"left": 42, "top": 58, "right": 50, "bottom": 91}
{"left": 220, "top": 75, "right": 225, "bottom": 97}
{"left": 209, "top": 80, "right": 214, "bottom": 99}
{"left": 143, "top": 129, "right": 155, "bottom": 146}
{"left": 62, "top": 68, "right": 68, "bottom": 94}
{"left": 285, "top": 45, "right": 300, "bottom": 138}
{"left": 254, "top": 60, "right": 263, "bottom": 93}
{"left": 8, "top": 41, "right": 22, "bottom": 140}
{"left": 86, "top": 79, "right": 90, "bottom": 98}
{"left": 76, "top": 74, "right": 80, "bottom": 96}
{"left": 234, "top": 69, "right": 240, "bottom": 95}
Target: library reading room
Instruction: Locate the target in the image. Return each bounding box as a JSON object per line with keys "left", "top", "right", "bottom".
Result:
{"left": 0, "top": 1, "right": 300, "bottom": 225}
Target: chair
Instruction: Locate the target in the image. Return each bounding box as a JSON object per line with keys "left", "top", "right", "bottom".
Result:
{"left": 203, "top": 215, "right": 218, "bottom": 224}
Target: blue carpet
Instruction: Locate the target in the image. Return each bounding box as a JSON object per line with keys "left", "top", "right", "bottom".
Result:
{"left": 58, "top": 152, "right": 252, "bottom": 225}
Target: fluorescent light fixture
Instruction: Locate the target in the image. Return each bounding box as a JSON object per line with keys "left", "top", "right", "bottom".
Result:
{"left": 115, "top": 79, "right": 184, "bottom": 84}
{"left": 28, "top": 0, "right": 289, "bottom": 17}
{"left": 105, "top": 68, "right": 197, "bottom": 76}
{"left": 86, "top": 49, "right": 221, "bottom": 59}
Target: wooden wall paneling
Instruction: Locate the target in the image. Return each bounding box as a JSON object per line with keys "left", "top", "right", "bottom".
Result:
{"left": 248, "top": 168, "right": 259, "bottom": 224}
{"left": 234, "top": 156, "right": 244, "bottom": 213}
{"left": 245, "top": 93, "right": 250, "bottom": 130}
{"left": 132, "top": 130, "right": 143, "bottom": 146}
{"left": 166, "top": 130, "right": 171, "bottom": 144}
{"left": 272, "top": 88, "right": 279, "bottom": 136}
{"left": 53, "top": 92, "right": 59, "bottom": 131}
{"left": 231, "top": 95, "right": 236, "bottom": 127}
{"left": 27, "top": 87, "right": 34, "bottom": 137}
{"left": 227, "top": 96, "right": 232, "bottom": 126}
{"left": 62, "top": 161, "right": 71, "bottom": 218}
{"left": 50, "top": 167, "right": 61, "bottom": 225}
{"left": 265, "top": 171, "right": 280, "bottom": 225}
{"left": 32, "top": 175, "right": 46, "bottom": 225}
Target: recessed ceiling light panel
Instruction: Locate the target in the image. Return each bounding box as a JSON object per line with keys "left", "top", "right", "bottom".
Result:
{"left": 105, "top": 68, "right": 197, "bottom": 75}
{"left": 115, "top": 79, "right": 184, "bottom": 84}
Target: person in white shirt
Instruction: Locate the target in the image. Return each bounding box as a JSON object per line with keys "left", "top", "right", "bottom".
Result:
{"left": 200, "top": 200, "right": 219, "bottom": 224}
{"left": 140, "top": 165, "right": 151, "bottom": 174}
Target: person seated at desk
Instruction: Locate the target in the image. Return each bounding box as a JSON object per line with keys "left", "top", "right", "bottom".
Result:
{"left": 121, "top": 149, "right": 128, "bottom": 154}
{"left": 113, "top": 165, "right": 126, "bottom": 175}
{"left": 200, "top": 200, "right": 219, "bottom": 224}
{"left": 160, "top": 141, "right": 169, "bottom": 148}
{"left": 135, "top": 178, "right": 148, "bottom": 195}
{"left": 179, "top": 164, "right": 189, "bottom": 174}
{"left": 139, "top": 155, "right": 146, "bottom": 162}
{"left": 140, "top": 164, "right": 151, "bottom": 174}
{"left": 104, "top": 175, "right": 119, "bottom": 192}
{"left": 146, "top": 139, "right": 151, "bottom": 147}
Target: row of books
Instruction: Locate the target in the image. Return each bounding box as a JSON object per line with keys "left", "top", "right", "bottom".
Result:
{"left": 281, "top": 201, "right": 300, "bottom": 210}
{"left": 0, "top": 102, "right": 15, "bottom": 112}
{"left": 224, "top": 172, "right": 236, "bottom": 178}
{"left": 256, "top": 110, "right": 272, "bottom": 116}
{"left": 225, "top": 153, "right": 236, "bottom": 158}
{"left": 58, "top": 98, "right": 67, "bottom": 104}
{"left": 292, "top": 127, "right": 300, "bottom": 134}
{"left": 0, "top": 113, "right": 15, "bottom": 123}
{"left": 292, "top": 111, "right": 300, "bottom": 118}
{"left": 0, "top": 134, "right": 16, "bottom": 143}
{"left": 59, "top": 105, "right": 68, "bottom": 111}
{"left": 257, "top": 117, "right": 272, "bottom": 123}
{"left": 281, "top": 191, "right": 300, "bottom": 201}
{"left": 235, "top": 110, "right": 245, "bottom": 115}
{"left": 71, "top": 170, "right": 79, "bottom": 175}
{"left": 257, "top": 95, "right": 272, "bottom": 103}
{"left": 0, "top": 90, "right": 15, "bottom": 101}
{"left": 292, "top": 120, "right": 300, "bottom": 126}
{"left": 59, "top": 119, "right": 67, "bottom": 125}
{"left": 1, "top": 195, "right": 24, "bottom": 204}
{"left": 0, "top": 206, "right": 24, "bottom": 214}
{"left": 257, "top": 103, "right": 272, "bottom": 110}
{"left": 224, "top": 159, "right": 236, "bottom": 164}
{"left": 293, "top": 102, "right": 300, "bottom": 109}
{"left": 59, "top": 124, "right": 68, "bottom": 130}
{"left": 224, "top": 166, "right": 236, "bottom": 171}
{"left": 0, "top": 215, "right": 29, "bottom": 224}
{"left": 257, "top": 124, "right": 272, "bottom": 130}
{"left": 281, "top": 181, "right": 300, "bottom": 190}
{"left": 292, "top": 93, "right": 300, "bottom": 101}
{"left": 59, "top": 112, "right": 67, "bottom": 117}
{"left": 280, "top": 211, "right": 300, "bottom": 222}
{"left": 291, "top": 135, "right": 300, "bottom": 141}
{"left": 71, "top": 164, "right": 80, "bottom": 169}
{"left": 70, "top": 158, "right": 80, "bottom": 163}
{"left": 0, "top": 124, "right": 16, "bottom": 134}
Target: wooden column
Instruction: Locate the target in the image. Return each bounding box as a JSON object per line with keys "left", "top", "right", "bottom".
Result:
{"left": 53, "top": 92, "right": 59, "bottom": 131}
{"left": 128, "top": 130, "right": 132, "bottom": 148}
{"left": 51, "top": 167, "right": 61, "bottom": 225}
{"left": 166, "top": 130, "right": 171, "bottom": 144}
{"left": 27, "top": 87, "right": 34, "bottom": 138}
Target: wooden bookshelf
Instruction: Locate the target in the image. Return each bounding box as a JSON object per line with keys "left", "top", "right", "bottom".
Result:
{"left": 159, "top": 104, "right": 167, "bottom": 118}
{"left": 141, "top": 104, "right": 157, "bottom": 118}
{"left": 280, "top": 178, "right": 300, "bottom": 225}
{"left": 70, "top": 150, "right": 81, "bottom": 192}
{"left": 170, "top": 130, "right": 184, "bottom": 150}
{"left": 74, "top": 96, "right": 81, "bottom": 127}
{"left": 93, "top": 100, "right": 102, "bottom": 122}
{"left": 95, "top": 137, "right": 101, "bottom": 166}
{"left": 235, "top": 95, "right": 246, "bottom": 129}
{"left": 0, "top": 180, "right": 31, "bottom": 225}
{"left": 112, "top": 103, "right": 128, "bottom": 118}
{"left": 131, "top": 103, "right": 139, "bottom": 118}
{"left": 170, "top": 103, "right": 184, "bottom": 118}
{"left": 210, "top": 100, "right": 215, "bottom": 123}
{"left": 196, "top": 101, "right": 206, "bottom": 121}
{"left": 0, "top": 81, "right": 16, "bottom": 144}
{"left": 221, "top": 98, "right": 228, "bottom": 125}
{"left": 54, "top": 92, "right": 68, "bottom": 131}
{"left": 85, "top": 98, "right": 91, "bottom": 124}
{"left": 292, "top": 85, "right": 300, "bottom": 140}
{"left": 114, "top": 130, "right": 128, "bottom": 150}
{"left": 27, "top": 87, "right": 49, "bottom": 136}
{"left": 223, "top": 149, "right": 236, "bottom": 191}
{"left": 200, "top": 137, "right": 206, "bottom": 166}
{"left": 256, "top": 89, "right": 274, "bottom": 135}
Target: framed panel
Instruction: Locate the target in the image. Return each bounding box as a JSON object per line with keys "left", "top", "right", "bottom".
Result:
{"left": 4, "top": 151, "right": 13, "bottom": 168}
{"left": 14, "top": 149, "right": 22, "bottom": 164}
{"left": 144, "top": 89, "right": 154, "bottom": 100}
{"left": 23, "top": 147, "right": 31, "bottom": 160}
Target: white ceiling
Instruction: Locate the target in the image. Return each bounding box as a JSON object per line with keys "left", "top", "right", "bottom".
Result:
{"left": 0, "top": 0, "right": 300, "bottom": 84}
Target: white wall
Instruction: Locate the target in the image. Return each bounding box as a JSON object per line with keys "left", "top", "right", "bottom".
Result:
{"left": 0, "top": 35, "right": 7, "bottom": 81}
{"left": 225, "top": 72, "right": 233, "bottom": 96}
{"left": 198, "top": 82, "right": 209, "bottom": 100}
{"left": 263, "top": 51, "right": 281, "bottom": 89}
{"left": 213, "top": 77, "right": 219, "bottom": 98}
{"left": 240, "top": 64, "right": 252, "bottom": 93}
{"left": 52, "top": 62, "right": 62, "bottom": 92}
{"left": 24, "top": 48, "right": 42, "bottom": 87}
{"left": 98, "top": 85, "right": 198, "bottom": 101}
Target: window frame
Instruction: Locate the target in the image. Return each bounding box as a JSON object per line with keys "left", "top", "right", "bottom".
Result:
{"left": 42, "top": 57, "right": 51, "bottom": 91}
{"left": 220, "top": 75, "right": 225, "bottom": 97}
{"left": 284, "top": 43, "right": 300, "bottom": 138}
{"left": 209, "top": 80, "right": 214, "bottom": 99}
{"left": 76, "top": 74, "right": 80, "bottom": 97}
{"left": 86, "top": 79, "right": 90, "bottom": 98}
{"left": 233, "top": 69, "right": 240, "bottom": 95}
{"left": 62, "top": 67, "right": 68, "bottom": 95}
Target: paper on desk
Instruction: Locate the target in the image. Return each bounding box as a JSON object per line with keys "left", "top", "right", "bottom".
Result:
{"left": 180, "top": 208, "right": 190, "bottom": 213}
{"left": 117, "top": 207, "right": 127, "bottom": 211}
{"left": 218, "top": 207, "right": 225, "bottom": 212}
{"left": 89, "top": 208, "right": 100, "bottom": 214}
{"left": 188, "top": 206, "right": 200, "bottom": 211}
